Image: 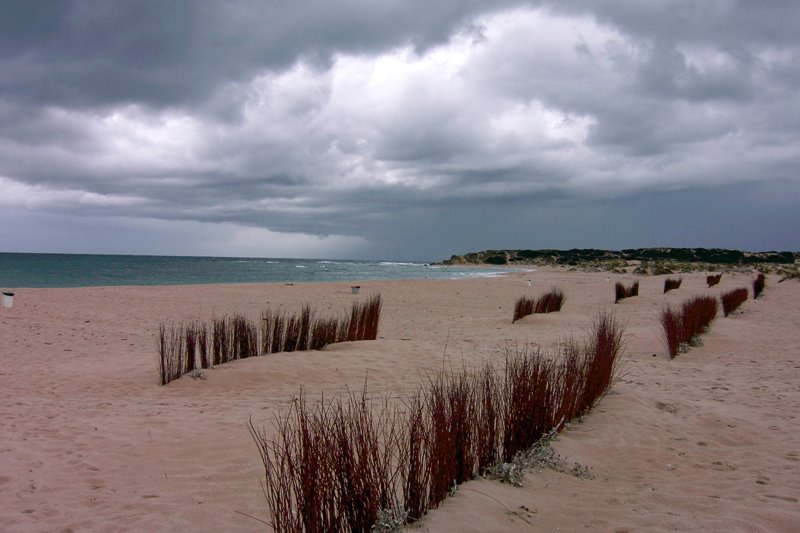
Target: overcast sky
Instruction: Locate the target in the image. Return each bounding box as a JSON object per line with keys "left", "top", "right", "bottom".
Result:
{"left": 1, "top": 1, "right": 798, "bottom": 261}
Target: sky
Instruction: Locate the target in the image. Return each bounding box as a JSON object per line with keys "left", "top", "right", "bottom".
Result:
{"left": 1, "top": 1, "right": 798, "bottom": 261}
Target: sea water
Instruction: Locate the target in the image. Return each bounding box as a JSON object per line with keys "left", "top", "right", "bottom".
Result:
{"left": 0, "top": 253, "right": 516, "bottom": 288}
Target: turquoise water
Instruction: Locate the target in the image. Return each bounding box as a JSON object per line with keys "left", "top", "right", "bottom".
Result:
{"left": 0, "top": 253, "right": 515, "bottom": 288}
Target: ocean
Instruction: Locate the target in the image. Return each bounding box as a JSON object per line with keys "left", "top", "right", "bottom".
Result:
{"left": 0, "top": 253, "right": 518, "bottom": 288}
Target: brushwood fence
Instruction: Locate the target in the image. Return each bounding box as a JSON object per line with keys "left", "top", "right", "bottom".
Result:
{"left": 157, "top": 294, "right": 382, "bottom": 385}
{"left": 249, "top": 311, "right": 624, "bottom": 532}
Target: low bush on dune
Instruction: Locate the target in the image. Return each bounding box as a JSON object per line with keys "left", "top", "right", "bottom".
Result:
{"left": 753, "top": 273, "right": 766, "bottom": 298}
{"left": 156, "top": 294, "right": 382, "bottom": 385}
{"left": 249, "top": 311, "right": 624, "bottom": 532}
{"left": 721, "top": 288, "right": 748, "bottom": 317}
{"left": 706, "top": 273, "right": 722, "bottom": 287}
{"left": 512, "top": 287, "right": 565, "bottom": 322}
{"left": 614, "top": 281, "right": 639, "bottom": 303}
{"left": 663, "top": 277, "right": 682, "bottom": 294}
{"left": 660, "top": 295, "right": 718, "bottom": 358}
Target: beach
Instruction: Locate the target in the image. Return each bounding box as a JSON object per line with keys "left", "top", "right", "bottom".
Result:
{"left": 1, "top": 268, "right": 798, "bottom": 532}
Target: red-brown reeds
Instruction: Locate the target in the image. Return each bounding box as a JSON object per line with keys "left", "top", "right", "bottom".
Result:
{"left": 501, "top": 350, "right": 555, "bottom": 461}
{"left": 198, "top": 323, "right": 211, "bottom": 369}
{"left": 249, "top": 311, "right": 624, "bottom": 532}
{"left": 707, "top": 273, "right": 722, "bottom": 287}
{"left": 475, "top": 365, "right": 500, "bottom": 474}
{"left": 512, "top": 296, "right": 535, "bottom": 323}
{"left": 158, "top": 322, "right": 211, "bottom": 383}
{"left": 659, "top": 307, "right": 682, "bottom": 358}
{"left": 534, "top": 287, "right": 565, "bottom": 313}
{"left": 232, "top": 314, "right": 259, "bottom": 359}
{"left": 310, "top": 316, "right": 339, "bottom": 350}
{"left": 249, "top": 390, "right": 402, "bottom": 532}
{"left": 270, "top": 311, "right": 286, "bottom": 354}
{"left": 184, "top": 323, "right": 197, "bottom": 375}
{"left": 614, "top": 281, "right": 639, "bottom": 303}
{"left": 663, "top": 277, "right": 682, "bottom": 294}
{"left": 158, "top": 296, "right": 384, "bottom": 384}
{"left": 721, "top": 287, "right": 748, "bottom": 317}
{"left": 427, "top": 376, "right": 459, "bottom": 507}
{"left": 330, "top": 392, "right": 401, "bottom": 531}
{"left": 212, "top": 317, "right": 230, "bottom": 365}
{"left": 157, "top": 323, "right": 184, "bottom": 385}
{"left": 283, "top": 313, "right": 302, "bottom": 353}
{"left": 580, "top": 312, "right": 624, "bottom": 410}
{"left": 401, "top": 393, "right": 430, "bottom": 523}
{"left": 753, "top": 273, "right": 766, "bottom": 299}
{"left": 512, "top": 287, "right": 565, "bottom": 322}
{"left": 660, "top": 295, "right": 718, "bottom": 358}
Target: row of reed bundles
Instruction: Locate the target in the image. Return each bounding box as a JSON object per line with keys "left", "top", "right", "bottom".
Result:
{"left": 157, "top": 294, "right": 382, "bottom": 385}
{"left": 250, "top": 311, "right": 623, "bottom": 532}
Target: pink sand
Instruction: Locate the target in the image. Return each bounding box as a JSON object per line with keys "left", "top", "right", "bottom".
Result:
{"left": 1, "top": 268, "right": 798, "bottom": 532}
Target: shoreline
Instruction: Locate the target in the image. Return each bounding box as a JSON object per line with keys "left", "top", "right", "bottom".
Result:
{"left": 1, "top": 270, "right": 797, "bottom": 532}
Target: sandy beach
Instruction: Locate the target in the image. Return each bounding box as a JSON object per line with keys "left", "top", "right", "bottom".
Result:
{"left": 1, "top": 268, "right": 798, "bottom": 532}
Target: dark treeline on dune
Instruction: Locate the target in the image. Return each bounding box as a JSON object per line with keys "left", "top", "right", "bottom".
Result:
{"left": 443, "top": 248, "right": 797, "bottom": 266}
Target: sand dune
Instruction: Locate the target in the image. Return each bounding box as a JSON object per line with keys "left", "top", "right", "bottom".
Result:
{"left": 1, "top": 268, "right": 798, "bottom": 532}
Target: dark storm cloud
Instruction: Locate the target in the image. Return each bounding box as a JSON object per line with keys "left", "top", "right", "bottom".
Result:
{"left": 0, "top": 0, "right": 518, "bottom": 108}
{"left": 1, "top": 1, "right": 798, "bottom": 259}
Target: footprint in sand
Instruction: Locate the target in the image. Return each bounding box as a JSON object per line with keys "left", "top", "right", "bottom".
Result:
{"left": 765, "top": 494, "right": 798, "bottom": 503}
{"left": 710, "top": 461, "right": 736, "bottom": 472}
{"left": 655, "top": 401, "right": 678, "bottom": 414}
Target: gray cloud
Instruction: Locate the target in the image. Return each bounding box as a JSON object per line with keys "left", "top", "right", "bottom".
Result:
{"left": 1, "top": 1, "right": 798, "bottom": 260}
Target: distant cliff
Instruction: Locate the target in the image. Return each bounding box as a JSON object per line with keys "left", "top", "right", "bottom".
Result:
{"left": 442, "top": 248, "right": 798, "bottom": 266}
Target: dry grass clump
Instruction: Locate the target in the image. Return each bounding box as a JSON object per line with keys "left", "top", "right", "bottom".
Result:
{"left": 706, "top": 273, "right": 723, "bottom": 287}
{"left": 721, "top": 287, "right": 748, "bottom": 317}
{"left": 614, "top": 281, "right": 639, "bottom": 303}
{"left": 512, "top": 287, "right": 565, "bottom": 322}
{"left": 660, "top": 295, "right": 718, "bottom": 358}
{"left": 753, "top": 273, "right": 766, "bottom": 299}
{"left": 157, "top": 295, "right": 382, "bottom": 385}
{"left": 250, "top": 311, "right": 623, "bottom": 532}
{"left": 663, "top": 277, "right": 682, "bottom": 294}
